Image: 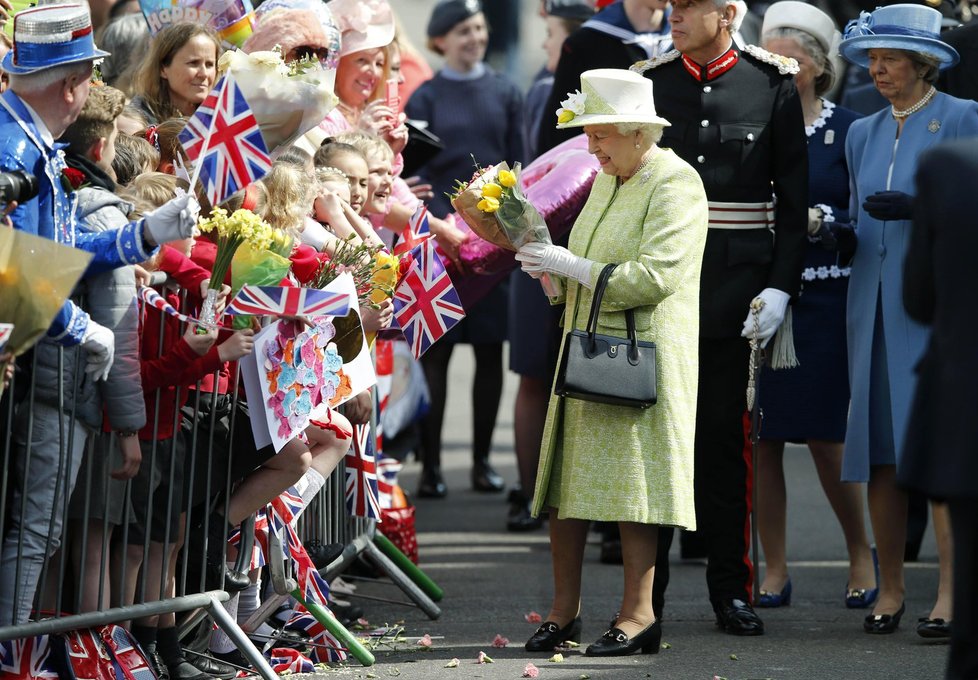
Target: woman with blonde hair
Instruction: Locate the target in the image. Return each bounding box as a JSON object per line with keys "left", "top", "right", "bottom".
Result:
{"left": 130, "top": 22, "right": 221, "bottom": 123}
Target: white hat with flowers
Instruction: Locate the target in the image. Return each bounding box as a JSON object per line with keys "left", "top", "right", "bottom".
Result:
{"left": 555, "top": 68, "right": 671, "bottom": 129}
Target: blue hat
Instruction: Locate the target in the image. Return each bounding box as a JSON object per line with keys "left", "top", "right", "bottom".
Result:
{"left": 2, "top": 4, "right": 110, "bottom": 76}
{"left": 839, "top": 4, "right": 958, "bottom": 70}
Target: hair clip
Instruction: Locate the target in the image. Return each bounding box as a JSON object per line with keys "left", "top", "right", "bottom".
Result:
{"left": 144, "top": 125, "right": 160, "bottom": 152}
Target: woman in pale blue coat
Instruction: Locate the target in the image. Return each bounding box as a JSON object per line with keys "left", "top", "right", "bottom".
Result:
{"left": 839, "top": 3, "right": 978, "bottom": 636}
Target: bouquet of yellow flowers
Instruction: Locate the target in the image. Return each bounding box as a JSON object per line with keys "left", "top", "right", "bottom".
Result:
{"left": 197, "top": 206, "right": 274, "bottom": 326}
{"left": 451, "top": 161, "right": 558, "bottom": 295}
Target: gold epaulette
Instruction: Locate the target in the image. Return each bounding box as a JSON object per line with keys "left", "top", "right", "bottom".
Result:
{"left": 630, "top": 50, "right": 681, "bottom": 75}
{"left": 742, "top": 44, "right": 800, "bottom": 76}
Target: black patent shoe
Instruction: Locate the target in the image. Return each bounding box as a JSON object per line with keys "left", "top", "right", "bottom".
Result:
{"left": 916, "top": 617, "right": 951, "bottom": 639}
{"left": 471, "top": 460, "right": 504, "bottom": 492}
{"left": 507, "top": 490, "right": 543, "bottom": 532}
{"left": 864, "top": 603, "right": 905, "bottom": 634}
{"left": 205, "top": 560, "right": 250, "bottom": 593}
{"left": 417, "top": 467, "right": 447, "bottom": 498}
{"left": 525, "top": 617, "right": 582, "bottom": 652}
{"left": 305, "top": 540, "right": 345, "bottom": 569}
{"left": 165, "top": 659, "right": 213, "bottom": 680}
{"left": 585, "top": 620, "right": 661, "bottom": 657}
{"left": 714, "top": 598, "right": 765, "bottom": 636}
{"left": 186, "top": 653, "right": 237, "bottom": 680}
{"left": 145, "top": 645, "right": 171, "bottom": 680}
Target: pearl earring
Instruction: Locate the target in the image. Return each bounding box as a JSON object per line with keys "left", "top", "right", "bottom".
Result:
{"left": 634, "top": 143, "right": 640, "bottom": 149}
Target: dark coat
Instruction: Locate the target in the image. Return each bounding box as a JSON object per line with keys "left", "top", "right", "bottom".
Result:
{"left": 940, "top": 22, "right": 978, "bottom": 104}
{"left": 899, "top": 137, "right": 978, "bottom": 500}
{"left": 642, "top": 48, "right": 809, "bottom": 337}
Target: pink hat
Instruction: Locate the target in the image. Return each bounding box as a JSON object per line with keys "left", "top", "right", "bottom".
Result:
{"left": 329, "top": 0, "right": 395, "bottom": 56}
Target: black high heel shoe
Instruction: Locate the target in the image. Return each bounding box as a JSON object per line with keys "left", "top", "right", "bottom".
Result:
{"left": 864, "top": 603, "right": 905, "bottom": 634}
{"left": 585, "top": 619, "right": 661, "bottom": 657}
{"left": 524, "top": 617, "right": 582, "bottom": 652}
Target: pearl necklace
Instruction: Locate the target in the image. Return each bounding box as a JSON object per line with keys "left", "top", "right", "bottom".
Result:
{"left": 620, "top": 149, "right": 657, "bottom": 185}
{"left": 892, "top": 85, "right": 936, "bottom": 119}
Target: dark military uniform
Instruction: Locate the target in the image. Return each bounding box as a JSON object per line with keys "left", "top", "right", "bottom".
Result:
{"left": 639, "top": 44, "right": 808, "bottom": 620}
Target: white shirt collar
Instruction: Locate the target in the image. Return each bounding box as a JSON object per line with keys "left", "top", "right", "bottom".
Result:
{"left": 18, "top": 96, "right": 55, "bottom": 148}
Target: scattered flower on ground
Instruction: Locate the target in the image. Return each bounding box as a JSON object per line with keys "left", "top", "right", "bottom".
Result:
{"left": 549, "top": 653, "right": 564, "bottom": 663}
{"left": 525, "top": 611, "right": 542, "bottom": 624}
{"left": 476, "top": 651, "right": 494, "bottom": 664}
{"left": 444, "top": 658, "right": 459, "bottom": 668}
{"left": 491, "top": 634, "right": 509, "bottom": 648}
{"left": 523, "top": 662, "right": 540, "bottom": 678}
{"left": 416, "top": 634, "right": 432, "bottom": 647}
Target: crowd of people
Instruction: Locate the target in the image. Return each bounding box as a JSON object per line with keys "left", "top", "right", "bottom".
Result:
{"left": 0, "top": 0, "right": 976, "bottom": 678}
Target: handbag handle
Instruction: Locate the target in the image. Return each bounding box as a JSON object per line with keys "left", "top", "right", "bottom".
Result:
{"left": 583, "top": 264, "right": 641, "bottom": 362}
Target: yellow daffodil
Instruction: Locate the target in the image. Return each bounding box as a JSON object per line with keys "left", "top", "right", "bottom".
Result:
{"left": 477, "top": 196, "right": 500, "bottom": 213}
{"left": 481, "top": 182, "right": 503, "bottom": 199}
{"left": 557, "top": 109, "right": 576, "bottom": 124}
{"left": 370, "top": 250, "right": 398, "bottom": 303}
{"left": 497, "top": 169, "right": 517, "bottom": 188}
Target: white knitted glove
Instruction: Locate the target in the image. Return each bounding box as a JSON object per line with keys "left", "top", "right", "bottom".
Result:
{"left": 741, "top": 288, "right": 790, "bottom": 344}
{"left": 143, "top": 193, "right": 200, "bottom": 246}
{"left": 81, "top": 319, "right": 115, "bottom": 381}
{"left": 515, "top": 243, "right": 594, "bottom": 288}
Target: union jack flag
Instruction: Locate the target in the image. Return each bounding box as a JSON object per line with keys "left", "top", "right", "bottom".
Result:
{"left": 267, "top": 647, "right": 315, "bottom": 674}
{"left": 393, "top": 240, "right": 465, "bottom": 359}
{"left": 178, "top": 74, "right": 272, "bottom": 207}
{"left": 137, "top": 286, "right": 203, "bottom": 326}
{"left": 393, "top": 203, "right": 432, "bottom": 257}
{"left": 344, "top": 424, "right": 381, "bottom": 521}
{"left": 228, "top": 508, "right": 270, "bottom": 570}
{"left": 286, "top": 606, "right": 348, "bottom": 663}
{"left": 225, "top": 285, "right": 350, "bottom": 319}
{"left": 284, "top": 522, "right": 331, "bottom": 607}
{"left": 270, "top": 485, "right": 304, "bottom": 527}
{"left": 100, "top": 625, "right": 156, "bottom": 680}
{"left": 0, "top": 636, "right": 58, "bottom": 679}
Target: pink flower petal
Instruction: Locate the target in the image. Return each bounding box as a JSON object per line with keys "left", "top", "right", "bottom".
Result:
{"left": 491, "top": 634, "right": 509, "bottom": 648}
{"left": 475, "top": 651, "right": 494, "bottom": 664}
{"left": 524, "top": 611, "right": 542, "bottom": 624}
{"left": 416, "top": 634, "right": 432, "bottom": 647}
{"left": 522, "top": 662, "right": 540, "bottom": 678}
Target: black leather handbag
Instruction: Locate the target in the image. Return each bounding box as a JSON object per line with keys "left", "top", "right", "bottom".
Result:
{"left": 554, "top": 264, "right": 657, "bottom": 408}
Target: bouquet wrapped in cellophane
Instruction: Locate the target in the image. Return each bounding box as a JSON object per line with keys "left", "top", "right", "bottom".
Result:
{"left": 218, "top": 47, "right": 339, "bottom": 155}
{"left": 0, "top": 228, "right": 93, "bottom": 398}
{"left": 197, "top": 206, "right": 274, "bottom": 326}
{"left": 450, "top": 161, "right": 559, "bottom": 296}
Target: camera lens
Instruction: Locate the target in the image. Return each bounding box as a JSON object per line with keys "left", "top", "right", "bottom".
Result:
{"left": 0, "top": 170, "right": 39, "bottom": 205}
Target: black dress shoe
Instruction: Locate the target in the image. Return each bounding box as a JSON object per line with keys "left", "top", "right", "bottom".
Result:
{"left": 305, "top": 540, "right": 345, "bottom": 570}
{"left": 165, "top": 659, "right": 214, "bottom": 680}
{"left": 417, "top": 468, "right": 447, "bottom": 498}
{"left": 204, "top": 561, "right": 250, "bottom": 593}
{"left": 471, "top": 460, "right": 504, "bottom": 492}
{"left": 524, "top": 617, "right": 582, "bottom": 652}
{"left": 186, "top": 653, "right": 237, "bottom": 680}
{"left": 714, "top": 598, "right": 764, "bottom": 636}
{"left": 507, "top": 490, "right": 543, "bottom": 532}
{"left": 864, "top": 603, "right": 905, "bottom": 634}
{"left": 585, "top": 620, "right": 661, "bottom": 657}
{"left": 916, "top": 617, "right": 951, "bottom": 639}
{"left": 145, "top": 645, "right": 171, "bottom": 680}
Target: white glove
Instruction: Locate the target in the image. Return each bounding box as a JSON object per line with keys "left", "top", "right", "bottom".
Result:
{"left": 81, "top": 319, "right": 115, "bottom": 382}
{"left": 143, "top": 193, "right": 200, "bottom": 246}
{"left": 515, "top": 243, "right": 594, "bottom": 288}
{"left": 741, "top": 288, "right": 790, "bottom": 345}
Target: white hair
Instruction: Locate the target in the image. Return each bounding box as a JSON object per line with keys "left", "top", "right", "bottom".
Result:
{"left": 8, "top": 61, "right": 93, "bottom": 93}
{"left": 615, "top": 122, "right": 665, "bottom": 146}
{"left": 713, "top": 0, "right": 748, "bottom": 33}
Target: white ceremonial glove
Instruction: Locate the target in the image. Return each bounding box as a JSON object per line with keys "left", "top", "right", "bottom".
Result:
{"left": 81, "top": 319, "right": 115, "bottom": 382}
{"left": 515, "top": 242, "right": 594, "bottom": 288}
{"left": 741, "top": 288, "right": 790, "bottom": 345}
{"left": 143, "top": 193, "right": 201, "bottom": 246}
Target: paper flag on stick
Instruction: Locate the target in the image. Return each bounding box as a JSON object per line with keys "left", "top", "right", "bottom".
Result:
{"left": 137, "top": 287, "right": 205, "bottom": 327}
{"left": 0, "top": 324, "right": 12, "bottom": 353}
{"left": 225, "top": 285, "right": 351, "bottom": 319}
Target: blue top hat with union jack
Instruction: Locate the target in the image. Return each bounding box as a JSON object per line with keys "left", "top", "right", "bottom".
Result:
{"left": 2, "top": 4, "right": 110, "bottom": 76}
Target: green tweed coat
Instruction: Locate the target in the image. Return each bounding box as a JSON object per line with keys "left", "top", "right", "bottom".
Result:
{"left": 531, "top": 148, "right": 708, "bottom": 528}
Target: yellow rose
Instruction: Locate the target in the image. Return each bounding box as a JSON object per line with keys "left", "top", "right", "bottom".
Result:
{"left": 477, "top": 196, "right": 500, "bottom": 213}
{"left": 481, "top": 182, "right": 502, "bottom": 199}
{"left": 497, "top": 170, "right": 517, "bottom": 188}
{"left": 557, "top": 109, "right": 576, "bottom": 124}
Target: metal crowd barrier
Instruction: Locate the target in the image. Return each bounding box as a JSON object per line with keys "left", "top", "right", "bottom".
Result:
{"left": 0, "top": 282, "right": 442, "bottom": 678}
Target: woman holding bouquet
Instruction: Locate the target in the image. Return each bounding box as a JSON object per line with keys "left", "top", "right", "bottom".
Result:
{"left": 516, "top": 69, "right": 707, "bottom": 656}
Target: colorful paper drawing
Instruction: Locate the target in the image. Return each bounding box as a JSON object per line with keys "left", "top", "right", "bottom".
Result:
{"left": 139, "top": 0, "right": 254, "bottom": 47}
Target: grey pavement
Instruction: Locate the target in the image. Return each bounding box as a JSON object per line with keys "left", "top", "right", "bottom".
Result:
{"left": 325, "top": 348, "right": 947, "bottom": 680}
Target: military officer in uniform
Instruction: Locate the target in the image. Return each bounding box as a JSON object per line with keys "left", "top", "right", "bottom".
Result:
{"left": 633, "top": 0, "right": 808, "bottom": 636}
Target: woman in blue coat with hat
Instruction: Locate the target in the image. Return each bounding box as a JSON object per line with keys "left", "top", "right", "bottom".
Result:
{"left": 837, "top": 2, "right": 978, "bottom": 635}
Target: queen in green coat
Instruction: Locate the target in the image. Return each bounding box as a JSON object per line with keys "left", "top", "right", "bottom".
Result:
{"left": 516, "top": 68, "right": 708, "bottom": 658}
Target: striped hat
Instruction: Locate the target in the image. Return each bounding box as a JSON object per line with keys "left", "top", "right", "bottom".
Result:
{"left": 2, "top": 4, "right": 110, "bottom": 76}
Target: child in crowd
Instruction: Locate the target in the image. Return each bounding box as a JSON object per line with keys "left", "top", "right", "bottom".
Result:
{"left": 405, "top": 0, "right": 525, "bottom": 498}
{"left": 315, "top": 141, "right": 370, "bottom": 215}
{"left": 138, "top": 119, "right": 188, "bottom": 174}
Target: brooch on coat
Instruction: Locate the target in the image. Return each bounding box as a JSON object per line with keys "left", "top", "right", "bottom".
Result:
{"left": 928, "top": 119, "right": 941, "bottom": 133}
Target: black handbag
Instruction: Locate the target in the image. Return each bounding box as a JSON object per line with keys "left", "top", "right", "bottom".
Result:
{"left": 554, "top": 264, "right": 657, "bottom": 408}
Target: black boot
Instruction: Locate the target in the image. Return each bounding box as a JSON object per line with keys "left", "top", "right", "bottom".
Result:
{"left": 507, "top": 489, "right": 543, "bottom": 531}
{"left": 187, "top": 513, "right": 250, "bottom": 593}
{"left": 471, "top": 457, "right": 504, "bottom": 493}
{"left": 156, "top": 627, "right": 214, "bottom": 680}
{"left": 417, "top": 466, "right": 447, "bottom": 498}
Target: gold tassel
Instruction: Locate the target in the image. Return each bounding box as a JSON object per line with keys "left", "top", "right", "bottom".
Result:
{"left": 770, "top": 305, "right": 799, "bottom": 370}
